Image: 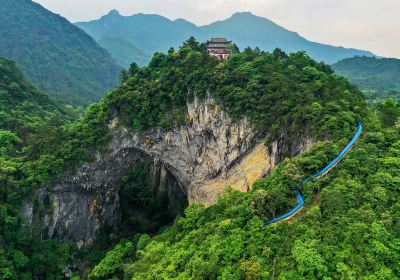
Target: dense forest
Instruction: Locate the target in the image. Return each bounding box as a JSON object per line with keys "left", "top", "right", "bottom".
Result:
{"left": 0, "top": 0, "right": 121, "bottom": 106}
{"left": 0, "top": 39, "right": 399, "bottom": 279}
{"left": 0, "top": 57, "right": 79, "bottom": 279}
{"left": 332, "top": 56, "right": 400, "bottom": 100}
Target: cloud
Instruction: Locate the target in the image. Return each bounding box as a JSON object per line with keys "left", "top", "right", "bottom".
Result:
{"left": 33, "top": 0, "right": 400, "bottom": 58}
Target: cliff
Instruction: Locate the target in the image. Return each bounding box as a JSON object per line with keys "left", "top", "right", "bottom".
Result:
{"left": 21, "top": 96, "right": 314, "bottom": 246}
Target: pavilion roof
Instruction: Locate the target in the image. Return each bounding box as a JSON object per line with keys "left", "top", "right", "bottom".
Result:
{"left": 207, "top": 38, "right": 232, "bottom": 44}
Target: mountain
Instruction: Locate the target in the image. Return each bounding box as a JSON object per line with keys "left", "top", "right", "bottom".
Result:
{"left": 76, "top": 10, "right": 199, "bottom": 67}
{"left": 19, "top": 41, "right": 397, "bottom": 279}
{"left": 76, "top": 11, "right": 374, "bottom": 67}
{"left": 0, "top": 57, "right": 76, "bottom": 136}
{"left": 3, "top": 40, "right": 399, "bottom": 278}
{"left": 332, "top": 56, "right": 400, "bottom": 99}
{"left": 200, "top": 12, "right": 374, "bottom": 64}
{"left": 0, "top": 57, "right": 80, "bottom": 279}
{"left": 0, "top": 0, "right": 121, "bottom": 106}
{"left": 97, "top": 35, "right": 149, "bottom": 67}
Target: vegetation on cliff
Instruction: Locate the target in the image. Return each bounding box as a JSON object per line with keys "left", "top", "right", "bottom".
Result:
{"left": 83, "top": 39, "right": 399, "bottom": 279}
{"left": 106, "top": 38, "right": 367, "bottom": 145}
{"left": 85, "top": 39, "right": 399, "bottom": 279}
{"left": 4, "top": 36, "right": 365, "bottom": 182}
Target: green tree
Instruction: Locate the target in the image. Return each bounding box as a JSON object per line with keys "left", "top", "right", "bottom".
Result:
{"left": 380, "top": 98, "right": 399, "bottom": 127}
{"left": 89, "top": 241, "right": 133, "bottom": 280}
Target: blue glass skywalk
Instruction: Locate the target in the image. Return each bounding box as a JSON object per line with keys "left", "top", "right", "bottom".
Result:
{"left": 265, "top": 123, "right": 363, "bottom": 225}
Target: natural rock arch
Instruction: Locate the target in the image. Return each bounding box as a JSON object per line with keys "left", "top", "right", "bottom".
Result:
{"left": 22, "top": 97, "right": 314, "bottom": 246}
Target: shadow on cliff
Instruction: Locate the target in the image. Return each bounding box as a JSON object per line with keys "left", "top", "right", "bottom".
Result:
{"left": 118, "top": 161, "right": 188, "bottom": 233}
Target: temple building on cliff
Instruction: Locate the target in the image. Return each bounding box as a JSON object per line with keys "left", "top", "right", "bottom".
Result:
{"left": 206, "top": 38, "right": 232, "bottom": 60}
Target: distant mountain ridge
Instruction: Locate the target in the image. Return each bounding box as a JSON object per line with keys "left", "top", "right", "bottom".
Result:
{"left": 76, "top": 10, "right": 374, "bottom": 67}
{"left": 0, "top": 0, "right": 121, "bottom": 106}
{"left": 332, "top": 56, "right": 400, "bottom": 99}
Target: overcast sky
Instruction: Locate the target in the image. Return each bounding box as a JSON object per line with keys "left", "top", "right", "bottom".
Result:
{"left": 33, "top": 0, "right": 400, "bottom": 58}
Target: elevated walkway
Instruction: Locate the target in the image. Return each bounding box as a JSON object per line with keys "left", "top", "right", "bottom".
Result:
{"left": 265, "top": 123, "right": 363, "bottom": 225}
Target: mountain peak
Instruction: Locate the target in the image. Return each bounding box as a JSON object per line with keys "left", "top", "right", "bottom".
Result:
{"left": 106, "top": 9, "right": 121, "bottom": 17}
{"left": 174, "top": 18, "right": 198, "bottom": 28}
{"left": 229, "top": 11, "right": 272, "bottom": 23}
{"left": 232, "top": 11, "right": 255, "bottom": 17}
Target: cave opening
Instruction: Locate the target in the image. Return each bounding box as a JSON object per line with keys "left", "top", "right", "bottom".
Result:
{"left": 73, "top": 161, "right": 188, "bottom": 276}
{"left": 118, "top": 161, "right": 188, "bottom": 234}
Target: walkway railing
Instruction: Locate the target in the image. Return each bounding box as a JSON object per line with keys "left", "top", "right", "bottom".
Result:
{"left": 265, "top": 123, "right": 363, "bottom": 225}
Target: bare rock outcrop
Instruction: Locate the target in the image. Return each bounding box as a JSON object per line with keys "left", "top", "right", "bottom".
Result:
{"left": 23, "top": 96, "right": 314, "bottom": 246}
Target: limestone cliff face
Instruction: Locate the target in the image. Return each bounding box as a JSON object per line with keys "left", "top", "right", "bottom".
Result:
{"left": 23, "top": 96, "right": 314, "bottom": 246}
{"left": 108, "top": 96, "right": 313, "bottom": 205}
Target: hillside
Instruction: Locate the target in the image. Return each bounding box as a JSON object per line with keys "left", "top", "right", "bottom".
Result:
{"left": 77, "top": 42, "right": 399, "bottom": 279}
{"left": 0, "top": 57, "right": 80, "bottom": 279}
{"left": 97, "top": 35, "right": 149, "bottom": 67}
{"left": 0, "top": 0, "right": 121, "bottom": 106}
{"left": 332, "top": 56, "right": 400, "bottom": 100}
{"left": 0, "top": 57, "right": 77, "bottom": 137}
{"left": 76, "top": 10, "right": 200, "bottom": 68}
{"left": 1, "top": 41, "right": 399, "bottom": 278}
{"left": 81, "top": 44, "right": 398, "bottom": 279}
{"left": 200, "top": 12, "right": 373, "bottom": 64}
{"left": 95, "top": 120, "right": 400, "bottom": 279}
{"left": 76, "top": 11, "right": 374, "bottom": 67}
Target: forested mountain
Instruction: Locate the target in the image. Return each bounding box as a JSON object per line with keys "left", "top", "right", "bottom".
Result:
{"left": 76, "top": 11, "right": 374, "bottom": 67}
{"left": 0, "top": 0, "right": 121, "bottom": 106}
{"left": 97, "top": 35, "right": 149, "bottom": 67}
{"left": 0, "top": 57, "right": 79, "bottom": 279}
{"left": 200, "top": 12, "right": 373, "bottom": 64}
{"left": 75, "top": 10, "right": 200, "bottom": 68}
{"left": 81, "top": 40, "right": 399, "bottom": 280}
{"left": 333, "top": 56, "right": 400, "bottom": 100}
{"left": 0, "top": 57, "right": 78, "bottom": 136}
{"left": 1, "top": 40, "right": 399, "bottom": 278}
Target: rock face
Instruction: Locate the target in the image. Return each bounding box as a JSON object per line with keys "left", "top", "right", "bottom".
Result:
{"left": 28, "top": 96, "right": 314, "bottom": 246}
{"left": 109, "top": 96, "right": 313, "bottom": 205}
{"left": 34, "top": 152, "right": 184, "bottom": 247}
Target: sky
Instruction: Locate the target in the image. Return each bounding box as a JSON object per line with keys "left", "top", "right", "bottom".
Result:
{"left": 33, "top": 0, "right": 400, "bottom": 58}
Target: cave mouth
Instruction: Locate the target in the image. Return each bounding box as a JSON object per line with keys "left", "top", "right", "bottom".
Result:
{"left": 118, "top": 161, "right": 188, "bottom": 233}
